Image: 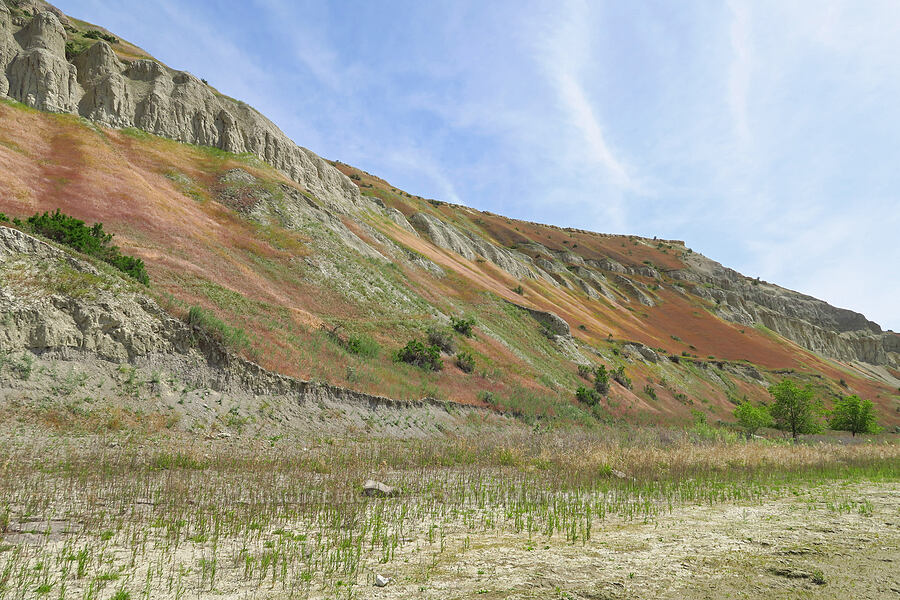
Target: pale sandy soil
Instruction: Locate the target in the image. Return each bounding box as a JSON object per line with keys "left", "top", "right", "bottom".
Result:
{"left": 2, "top": 480, "right": 897, "bottom": 599}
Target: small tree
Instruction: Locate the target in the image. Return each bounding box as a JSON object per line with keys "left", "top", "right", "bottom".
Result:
{"left": 828, "top": 395, "right": 880, "bottom": 437}
{"left": 733, "top": 401, "right": 773, "bottom": 436}
{"left": 768, "top": 379, "right": 822, "bottom": 440}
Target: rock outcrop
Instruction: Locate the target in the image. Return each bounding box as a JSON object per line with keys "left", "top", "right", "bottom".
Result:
{"left": 409, "top": 212, "right": 536, "bottom": 280}
{"left": 0, "top": 7, "right": 368, "bottom": 216}
{"left": 0, "top": 225, "right": 475, "bottom": 411}
{"left": 674, "top": 252, "right": 900, "bottom": 368}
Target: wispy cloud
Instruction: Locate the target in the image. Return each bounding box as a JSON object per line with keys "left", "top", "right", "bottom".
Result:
{"left": 727, "top": 0, "right": 752, "bottom": 145}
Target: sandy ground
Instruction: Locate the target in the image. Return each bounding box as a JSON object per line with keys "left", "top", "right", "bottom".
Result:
{"left": 367, "top": 482, "right": 900, "bottom": 600}
{"left": 2, "top": 480, "right": 897, "bottom": 599}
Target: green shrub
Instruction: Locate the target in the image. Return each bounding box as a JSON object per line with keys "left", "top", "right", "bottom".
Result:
{"left": 455, "top": 351, "right": 475, "bottom": 373}
{"left": 593, "top": 365, "right": 610, "bottom": 395}
{"left": 512, "top": 284, "right": 524, "bottom": 295}
{"left": 427, "top": 327, "right": 456, "bottom": 353}
{"left": 577, "top": 364, "right": 592, "bottom": 380}
{"left": 25, "top": 209, "right": 149, "bottom": 285}
{"left": 612, "top": 365, "right": 632, "bottom": 390}
{"left": 575, "top": 386, "right": 601, "bottom": 406}
{"left": 0, "top": 213, "right": 8, "bottom": 223}
{"left": 643, "top": 384, "right": 657, "bottom": 401}
{"left": 477, "top": 390, "right": 498, "bottom": 406}
{"left": 450, "top": 316, "right": 476, "bottom": 337}
{"left": 345, "top": 333, "right": 380, "bottom": 357}
{"left": 186, "top": 305, "right": 251, "bottom": 352}
{"left": 83, "top": 29, "right": 118, "bottom": 43}
{"left": 733, "top": 401, "right": 773, "bottom": 435}
{"left": 397, "top": 340, "right": 443, "bottom": 371}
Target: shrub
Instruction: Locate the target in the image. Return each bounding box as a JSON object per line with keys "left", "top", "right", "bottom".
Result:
{"left": 593, "top": 365, "right": 610, "bottom": 395}
{"left": 397, "top": 340, "right": 442, "bottom": 371}
{"left": 643, "top": 384, "right": 657, "bottom": 401}
{"left": 83, "top": 29, "right": 118, "bottom": 44}
{"left": 450, "top": 316, "right": 475, "bottom": 337}
{"left": 512, "top": 285, "right": 524, "bottom": 295}
{"left": 577, "top": 364, "right": 592, "bottom": 380}
{"left": 477, "top": 390, "right": 498, "bottom": 406}
{"left": 828, "top": 395, "right": 880, "bottom": 436}
{"left": 25, "top": 209, "right": 149, "bottom": 285}
{"left": 733, "top": 401, "right": 773, "bottom": 435}
{"left": 612, "top": 365, "right": 632, "bottom": 390}
{"left": 186, "top": 305, "right": 251, "bottom": 352}
{"left": 345, "top": 333, "right": 380, "bottom": 358}
{"left": 0, "top": 213, "right": 8, "bottom": 223}
{"left": 455, "top": 351, "right": 475, "bottom": 373}
{"left": 427, "top": 327, "right": 456, "bottom": 353}
{"left": 575, "top": 386, "right": 601, "bottom": 406}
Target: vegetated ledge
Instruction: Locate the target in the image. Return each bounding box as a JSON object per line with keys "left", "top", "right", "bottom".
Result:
{"left": 0, "top": 225, "right": 481, "bottom": 416}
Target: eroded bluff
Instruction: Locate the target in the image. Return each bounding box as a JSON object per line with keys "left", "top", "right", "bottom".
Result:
{"left": 0, "top": 6, "right": 366, "bottom": 215}
{"left": 671, "top": 252, "right": 900, "bottom": 368}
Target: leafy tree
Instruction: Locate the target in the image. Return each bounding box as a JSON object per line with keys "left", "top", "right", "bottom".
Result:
{"left": 733, "top": 401, "right": 773, "bottom": 436}
{"left": 593, "top": 365, "right": 610, "bottom": 395}
{"left": 828, "top": 395, "right": 880, "bottom": 436}
{"left": 768, "top": 379, "right": 822, "bottom": 439}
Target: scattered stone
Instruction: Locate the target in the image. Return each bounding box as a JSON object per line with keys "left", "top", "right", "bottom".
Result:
{"left": 363, "top": 479, "right": 398, "bottom": 498}
{"left": 374, "top": 574, "right": 391, "bottom": 587}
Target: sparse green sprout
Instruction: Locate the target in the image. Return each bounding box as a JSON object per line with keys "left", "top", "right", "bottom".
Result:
{"left": 828, "top": 395, "right": 880, "bottom": 436}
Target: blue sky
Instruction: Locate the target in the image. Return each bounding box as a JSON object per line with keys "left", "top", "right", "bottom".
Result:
{"left": 56, "top": 0, "right": 900, "bottom": 330}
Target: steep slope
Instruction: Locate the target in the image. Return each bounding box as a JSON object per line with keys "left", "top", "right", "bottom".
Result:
{"left": 1, "top": 2, "right": 898, "bottom": 429}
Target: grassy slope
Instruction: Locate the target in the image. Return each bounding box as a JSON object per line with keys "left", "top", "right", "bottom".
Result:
{"left": 0, "top": 98, "right": 897, "bottom": 428}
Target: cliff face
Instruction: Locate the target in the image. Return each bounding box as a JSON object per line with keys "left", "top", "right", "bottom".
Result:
{"left": 0, "top": 4, "right": 367, "bottom": 215}
{"left": 0, "top": 4, "right": 896, "bottom": 382}
{"left": 671, "top": 252, "right": 899, "bottom": 369}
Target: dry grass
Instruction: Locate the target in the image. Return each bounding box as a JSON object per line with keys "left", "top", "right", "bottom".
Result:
{"left": 0, "top": 427, "right": 897, "bottom": 598}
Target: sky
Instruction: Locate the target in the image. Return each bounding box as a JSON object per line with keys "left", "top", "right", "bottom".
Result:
{"left": 55, "top": 0, "right": 900, "bottom": 330}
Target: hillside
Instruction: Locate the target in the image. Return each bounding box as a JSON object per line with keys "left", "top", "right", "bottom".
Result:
{"left": 0, "top": 0, "right": 898, "bottom": 431}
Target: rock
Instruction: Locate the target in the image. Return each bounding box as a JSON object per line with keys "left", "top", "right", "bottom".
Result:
{"left": 505, "top": 300, "right": 570, "bottom": 336}
{"left": 374, "top": 574, "right": 391, "bottom": 587}
{"left": 409, "top": 212, "right": 535, "bottom": 280}
{"left": 624, "top": 342, "right": 659, "bottom": 363}
{"left": 363, "top": 479, "right": 398, "bottom": 498}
